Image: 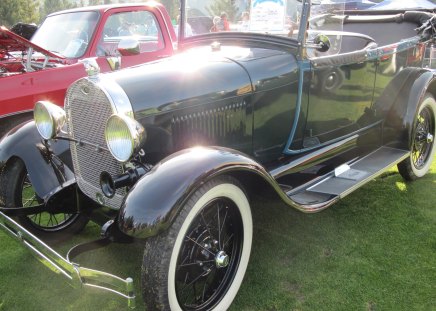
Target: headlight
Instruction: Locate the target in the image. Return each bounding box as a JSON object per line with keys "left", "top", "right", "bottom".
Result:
{"left": 105, "top": 114, "right": 145, "bottom": 162}
{"left": 34, "top": 101, "right": 66, "bottom": 140}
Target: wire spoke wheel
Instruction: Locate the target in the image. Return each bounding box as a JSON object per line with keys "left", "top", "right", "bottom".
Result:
{"left": 142, "top": 176, "right": 252, "bottom": 311}
{"left": 412, "top": 107, "right": 434, "bottom": 170}
{"left": 0, "top": 158, "right": 88, "bottom": 238}
{"left": 175, "top": 198, "right": 243, "bottom": 309}
{"left": 398, "top": 93, "right": 436, "bottom": 180}
{"left": 20, "top": 173, "right": 78, "bottom": 231}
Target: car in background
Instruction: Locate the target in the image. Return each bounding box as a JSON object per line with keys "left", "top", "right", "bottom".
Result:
{"left": 369, "top": 0, "right": 436, "bottom": 10}
{"left": 320, "top": 0, "right": 378, "bottom": 10}
{"left": 0, "top": 2, "right": 176, "bottom": 137}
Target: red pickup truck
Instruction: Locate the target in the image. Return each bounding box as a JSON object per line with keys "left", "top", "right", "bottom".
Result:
{"left": 0, "top": 2, "right": 176, "bottom": 137}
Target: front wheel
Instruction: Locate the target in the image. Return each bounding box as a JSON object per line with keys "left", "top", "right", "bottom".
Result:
{"left": 142, "top": 176, "right": 253, "bottom": 311}
{"left": 398, "top": 93, "right": 436, "bottom": 181}
{"left": 0, "top": 159, "right": 88, "bottom": 239}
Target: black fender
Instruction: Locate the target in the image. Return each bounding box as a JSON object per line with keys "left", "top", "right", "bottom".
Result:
{"left": 377, "top": 68, "right": 436, "bottom": 149}
{"left": 118, "top": 147, "right": 276, "bottom": 239}
{"left": 0, "top": 121, "right": 74, "bottom": 201}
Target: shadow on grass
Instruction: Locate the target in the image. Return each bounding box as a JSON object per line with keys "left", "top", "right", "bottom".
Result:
{"left": 231, "top": 166, "right": 435, "bottom": 311}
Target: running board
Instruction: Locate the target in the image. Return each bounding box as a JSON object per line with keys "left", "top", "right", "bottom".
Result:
{"left": 308, "top": 147, "right": 409, "bottom": 198}
{"left": 287, "top": 147, "right": 409, "bottom": 208}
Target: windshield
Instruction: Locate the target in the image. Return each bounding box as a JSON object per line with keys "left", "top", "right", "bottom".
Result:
{"left": 181, "top": 1, "right": 347, "bottom": 40}
{"left": 31, "top": 11, "right": 99, "bottom": 58}
{"left": 183, "top": 0, "right": 303, "bottom": 39}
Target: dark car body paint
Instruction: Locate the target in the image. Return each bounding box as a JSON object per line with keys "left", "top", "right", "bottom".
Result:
{"left": 118, "top": 147, "right": 270, "bottom": 238}
{"left": 112, "top": 45, "right": 300, "bottom": 162}
{"left": 0, "top": 121, "right": 74, "bottom": 201}
{"left": 1, "top": 10, "right": 435, "bottom": 240}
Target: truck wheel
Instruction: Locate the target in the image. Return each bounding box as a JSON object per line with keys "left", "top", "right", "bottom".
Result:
{"left": 0, "top": 159, "right": 88, "bottom": 238}
{"left": 142, "top": 176, "right": 252, "bottom": 311}
{"left": 398, "top": 93, "right": 436, "bottom": 181}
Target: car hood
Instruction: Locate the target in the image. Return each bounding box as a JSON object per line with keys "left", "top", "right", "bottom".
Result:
{"left": 107, "top": 45, "right": 296, "bottom": 118}
{"left": 0, "top": 26, "right": 64, "bottom": 59}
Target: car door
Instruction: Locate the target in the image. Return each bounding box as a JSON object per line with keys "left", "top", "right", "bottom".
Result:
{"left": 303, "top": 33, "right": 378, "bottom": 148}
{"left": 91, "top": 7, "right": 174, "bottom": 72}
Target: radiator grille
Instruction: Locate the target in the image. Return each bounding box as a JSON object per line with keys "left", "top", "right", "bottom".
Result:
{"left": 66, "top": 79, "right": 125, "bottom": 209}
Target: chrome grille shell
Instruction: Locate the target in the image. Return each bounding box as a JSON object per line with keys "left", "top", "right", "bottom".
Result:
{"left": 65, "top": 77, "right": 134, "bottom": 210}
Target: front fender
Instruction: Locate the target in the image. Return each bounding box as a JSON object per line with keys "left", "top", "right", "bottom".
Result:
{"left": 0, "top": 121, "right": 74, "bottom": 200}
{"left": 118, "top": 147, "right": 271, "bottom": 239}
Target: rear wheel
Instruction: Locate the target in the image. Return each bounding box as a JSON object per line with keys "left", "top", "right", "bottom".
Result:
{"left": 0, "top": 159, "right": 88, "bottom": 238}
{"left": 398, "top": 93, "right": 436, "bottom": 181}
{"left": 142, "top": 176, "right": 252, "bottom": 311}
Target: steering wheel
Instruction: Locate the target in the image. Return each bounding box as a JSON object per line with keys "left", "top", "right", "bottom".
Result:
{"left": 77, "top": 30, "right": 89, "bottom": 44}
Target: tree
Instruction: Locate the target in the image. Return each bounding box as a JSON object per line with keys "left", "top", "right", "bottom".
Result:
{"left": 88, "top": 0, "right": 102, "bottom": 5}
{"left": 207, "top": 0, "right": 239, "bottom": 21}
{"left": 0, "top": 0, "right": 39, "bottom": 28}
{"left": 39, "top": 0, "right": 77, "bottom": 20}
{"left": 157, "top": 0, "right": 180, "bottom": 20}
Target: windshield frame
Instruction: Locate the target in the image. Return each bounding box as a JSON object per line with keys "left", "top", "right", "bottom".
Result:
{"left": 178, "top": 0, "right": 312, "bottom": 51}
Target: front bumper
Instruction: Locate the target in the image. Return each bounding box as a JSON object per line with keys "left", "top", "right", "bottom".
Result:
{"left": 0, "top": 211, "right": 136, "bottom": 308}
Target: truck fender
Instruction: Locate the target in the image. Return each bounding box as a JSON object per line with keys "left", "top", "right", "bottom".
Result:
{"left": 0, "top": 121, "right": 74, "bottom": 201}
{"left": 378, "top": 68, "right": 436, "bottom": 148}
{"left": 118, "top": 147, "right": 272, "bottom": 239}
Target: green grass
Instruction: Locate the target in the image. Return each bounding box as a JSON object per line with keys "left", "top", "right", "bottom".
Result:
{"left": 0, "top": 159, "right": 435, "bottom": 311}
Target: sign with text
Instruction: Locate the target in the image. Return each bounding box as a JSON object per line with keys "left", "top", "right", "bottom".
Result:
{"left": 250, "top": 0, "right": 287, "bottom": 33}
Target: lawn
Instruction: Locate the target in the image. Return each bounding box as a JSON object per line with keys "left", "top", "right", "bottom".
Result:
{"left": 0, "top": 158, "right": 435, "bottom": 311}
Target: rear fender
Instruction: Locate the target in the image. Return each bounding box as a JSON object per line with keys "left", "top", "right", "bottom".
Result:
{"left": 118, "top": 147, "right": 271, "bottom": 239}
{"left": 0, "top": 121, "right": 74, "bottom": 201}
{"left": 379, "top": 68, "right": 436, "bottom": 148}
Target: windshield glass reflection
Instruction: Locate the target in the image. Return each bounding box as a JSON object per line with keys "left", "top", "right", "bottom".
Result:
{"left": 32, "top": 11, "right": 99, "bottom": 58}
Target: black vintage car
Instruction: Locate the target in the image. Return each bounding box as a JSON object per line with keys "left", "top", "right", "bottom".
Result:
{"left": 0, "top": 0, "right": 435, "bottom": 310}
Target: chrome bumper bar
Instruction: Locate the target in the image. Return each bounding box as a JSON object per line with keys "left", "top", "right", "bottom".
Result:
{"left": 0, "top": 211, "right": 136, "bottom": 308}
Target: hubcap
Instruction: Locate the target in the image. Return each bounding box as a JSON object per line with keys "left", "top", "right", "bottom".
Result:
{"left": 215, "top": 251, "right": 230, "bottom": 268}
{"left": 427, "top": 133, "right": 434, "bottom": 143}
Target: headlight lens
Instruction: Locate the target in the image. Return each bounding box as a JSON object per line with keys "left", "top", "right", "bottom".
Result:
{"left": 34, "top": 101, "right": 66, "bottom": 140}
{"left": 105, "top": 114, "right": 145, "bottom": 162}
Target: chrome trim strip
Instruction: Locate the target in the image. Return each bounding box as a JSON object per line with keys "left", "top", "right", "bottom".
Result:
{"left": 273, "top": 134, "right": 358, "bottom": 179}
{"left": 55, "top": 136, "right": 109, "bottom": 152}
{"left": 0, "top": 211, "right": 136, "bottom": 308}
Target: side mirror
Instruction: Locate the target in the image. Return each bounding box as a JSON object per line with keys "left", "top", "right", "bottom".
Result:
{"left": 313, "top": 34, "right": 331, "bottom": 52}
{"left": 306, "top": 34, "right": 331, "bottom": 52}
{"left": 117, "top": 38, "right": 140, "bottom": 56}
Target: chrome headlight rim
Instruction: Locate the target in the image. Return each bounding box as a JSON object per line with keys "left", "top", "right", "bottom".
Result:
{"left": 34, "top": 101, "right": 66, "bottom": 140}
{"left": 105, "top": 114, "right": 145, "bottom": 163}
